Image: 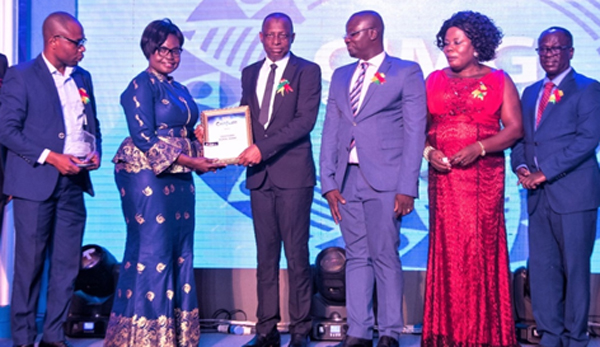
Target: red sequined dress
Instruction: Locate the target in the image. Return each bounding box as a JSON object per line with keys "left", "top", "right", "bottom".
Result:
{"left": 421, "top": 69, "right": 518, "bottom": 347}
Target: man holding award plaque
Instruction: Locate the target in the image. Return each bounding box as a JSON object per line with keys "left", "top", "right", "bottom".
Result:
{"left": 0, "top": 12, "right": 100, "bottom": 347}
{"left": 236, "top": 12, "right": 321, "bottom": 347}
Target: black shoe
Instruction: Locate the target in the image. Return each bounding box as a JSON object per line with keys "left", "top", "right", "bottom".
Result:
{"left": 242, "top": 329, "right": 281, "bottom": 347}
{"left": 38, "top": 341, "right": 74, "bottom": 347}
{"left": 376, "top": 336, "right": 399, "bottom": 347}
{"left": 329, "top": 335, "right": 373, "bottom": 347}
{"left": 288, "top": 333, "right": 310, "bottom": 347}
{"left": 13, "top": 344, "right": 33, "bottom": 347}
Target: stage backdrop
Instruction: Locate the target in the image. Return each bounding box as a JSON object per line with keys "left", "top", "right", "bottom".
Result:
{"left": 76, "top": 0, "right": 600, "bottom": 270}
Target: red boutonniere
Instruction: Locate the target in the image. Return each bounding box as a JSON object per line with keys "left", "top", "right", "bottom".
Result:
{"left": 548, "top": 89, "right": 564, "bottom": 103}
{"left": 276, "top": 79, "right": 293, "bottom": 96}
{"left": 371, "top": 72, "right": 386, "bottom": 84}
{"left": 471, "top": 82, "right": 488, "bottom": 100}
{"left": 79, "top": 87, "right": 90, "bottom": 105}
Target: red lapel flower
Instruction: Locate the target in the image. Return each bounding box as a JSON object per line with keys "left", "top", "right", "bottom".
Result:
{"left": 371, "top": 72, "right": 386, "bottom": 84}
{"left": 79, "top": 87, "right": 90, "bottom": 105}
{"left": 548, "top": 89, "right": 564, "bottom": 104}
{"left": 276, "top": 79, "right": 293, "bottom": 96}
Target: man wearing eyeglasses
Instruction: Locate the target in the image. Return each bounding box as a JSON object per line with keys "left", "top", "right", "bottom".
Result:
{"left": 320, "top": 10, "right": 426, "bottom": 347}
{"left": 237, "top": 12, "right": 321, "bottom": 347}
{"left": 511, "top": 27, "right": 600, "bottom": 347}
{"left": 0, "top": 12, "right": 100, "bottom": 347}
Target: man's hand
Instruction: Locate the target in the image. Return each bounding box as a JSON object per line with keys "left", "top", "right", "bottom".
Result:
{"left": 324, "top": 189, "right": 346, "bottom": 225}
{"left": 45, "top": 151, "right": 82, "bottom": 175}
{"left": 72, "top": 151, "right": 101, "bottom": 171}
{"left": 237, "top": 144, "right": 262, "bottom": 167}
{"left": 520, "top": 171, "right": 547, "bottom": 190}
{"left": 516, "top": 166, "right": 530, "bottom": 186}
{"left": 394, "top": 194, "right": 414, "bottom": 219}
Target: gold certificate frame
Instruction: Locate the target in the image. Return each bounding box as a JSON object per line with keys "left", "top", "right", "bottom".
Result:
{"left": 201, "top": 106, "right": 253, "bottom": 165}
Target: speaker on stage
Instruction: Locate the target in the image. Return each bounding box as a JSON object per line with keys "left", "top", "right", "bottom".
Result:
{"left": 311, "top": 247, "right": 348, "bottom": 341}
{"left": 65, "top": 244, "right": 119, "bottom": 338}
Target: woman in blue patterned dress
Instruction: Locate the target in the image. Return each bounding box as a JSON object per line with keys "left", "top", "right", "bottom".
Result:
{"left": 104, "top": 19, "right": 223, "bottom": 347}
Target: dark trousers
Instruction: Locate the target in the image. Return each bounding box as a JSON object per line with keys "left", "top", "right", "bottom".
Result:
{"left": 250, "top": 175, "right": 313, "bottom": 335}
{"left": 528, "top": 188, "right": 597, "bottom": 347}
{"left": 11, "top": 175, "right": 86, "bottom": 345}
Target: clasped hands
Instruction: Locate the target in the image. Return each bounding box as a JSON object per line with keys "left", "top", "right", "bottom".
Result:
{"left": 428, "top": 142, "right": 481, "bottom": 173}
{"left": 516, "top": 167, "right": 546, "bottom": 190}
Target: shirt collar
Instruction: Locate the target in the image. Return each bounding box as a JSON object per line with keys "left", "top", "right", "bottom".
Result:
{"left": 264, "top": 52, "right": 291, "bottom": 69}
{"left": 544, "top": 66, "right": 572, "bottom": 87}
{"left": 359, "top": 51, "right": 386, "bottom": 68}
{"left": 42, "top": 52, "right": 75, "bottom": 77}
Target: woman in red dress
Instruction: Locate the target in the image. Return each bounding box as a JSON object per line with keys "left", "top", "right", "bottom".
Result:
{"left": 422, "top": 11, "right": 523, "bottom": 347}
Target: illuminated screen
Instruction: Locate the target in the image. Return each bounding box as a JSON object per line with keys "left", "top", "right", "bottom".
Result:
{"left": 77, "top": 0, "right": 600, "bottom": 270}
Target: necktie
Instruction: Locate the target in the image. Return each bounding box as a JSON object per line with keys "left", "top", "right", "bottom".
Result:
{"left": 536, "top": 82, "right": 555, "bottom": 128}
{"left": 259, "top": 63, "right": 277, "bottom": 126}
{"left": 349, "top": 62, "right": 368, "bottom": 115}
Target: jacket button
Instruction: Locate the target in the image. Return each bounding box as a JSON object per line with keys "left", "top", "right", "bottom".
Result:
{"left": 264, "top": 134, "right": 268, "bottom": 138}
{"left": 353, "top": 122, "right": 357, "bottom": 126}
{"left": 58, "top": 132, "right": 65, "bottom": 139}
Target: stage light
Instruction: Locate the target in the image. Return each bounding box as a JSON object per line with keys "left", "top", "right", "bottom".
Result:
{"left": 311, "top": 247, "right": 348, "bottom": 341}
{"left": 65, "top": 245, "right": 119, "bottom": 338}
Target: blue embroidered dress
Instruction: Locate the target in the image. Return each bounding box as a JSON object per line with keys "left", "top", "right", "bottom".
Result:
{"left": 104, "top": 70, "right": 201, "bottom": 347}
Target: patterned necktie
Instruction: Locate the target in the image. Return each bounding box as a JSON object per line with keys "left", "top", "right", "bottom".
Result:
{"left": 536, "top": 82, "right": 555, "bottom": 128}
{"left": 349, "top": 62, "right": 368, "bottom": 115}
{"left": 259, "top": 63, "right": 277, "bottom": 126}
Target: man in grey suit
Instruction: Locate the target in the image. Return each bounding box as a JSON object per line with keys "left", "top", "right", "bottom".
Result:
{"left": 511, "top": 27, "right": 600, "bottom": 347}
{"left": 319, "top": 10, "right": 426, "bottom": 347}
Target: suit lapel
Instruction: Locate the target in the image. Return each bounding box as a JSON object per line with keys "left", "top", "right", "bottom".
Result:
{"left": 72, "top": 69, "right": 96, "bottom": 134}
{"left": 248, "top": 60, "right": 263, "bottom": 123}
{"left": 356, "top": 55, "right": 391, "bottom": 119}
{"left": 343, "top": 62, "right": 359, "bottom": 121}
{"left": 537, "top": 70, "right": 575, "bottom": 130}
{"left": 271, "top": 54, "right": 297, "bottom": 119}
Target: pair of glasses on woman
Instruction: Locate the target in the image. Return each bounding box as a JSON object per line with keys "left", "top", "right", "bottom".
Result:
{"left": 156, "top": 46, "right": 183, "bottom": 57}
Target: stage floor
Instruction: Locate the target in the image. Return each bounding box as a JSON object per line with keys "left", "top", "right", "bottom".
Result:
{"left": 3, "top": 333, "right": 417, "bottom": 346}
{"left": 0, "top": 333, "right": 563, "bottom": 346}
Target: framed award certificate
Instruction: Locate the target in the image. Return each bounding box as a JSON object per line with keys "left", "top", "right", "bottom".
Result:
{"left": 201, "top": 106, "right": 253, "bottom": 164}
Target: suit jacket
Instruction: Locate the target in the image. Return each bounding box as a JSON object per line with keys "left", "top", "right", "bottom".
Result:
{"left": 320, "top": 55, "right": 427, "bottom": 197}
{"left": 511, "top": 69, "right": 600, "bottom": 214}
{"left": 0, "top": 53, "right": 8, "bottom": 200}
{"left": 240, "top": 53, "right": 321, "bottom": 189}
{"left": 0, "top": 55, "right": 101, "bottom": 201}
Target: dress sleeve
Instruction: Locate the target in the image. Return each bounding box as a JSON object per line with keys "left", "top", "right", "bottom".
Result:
{"left": 120, "top": 73, "right": 183, "bottom": 175}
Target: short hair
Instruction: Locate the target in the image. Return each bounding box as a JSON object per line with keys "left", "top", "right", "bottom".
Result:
{"left": 436, "top": 11, "right": 503, "bottom": 62}
{"left": 140, "top": 19, "right": 184, "bottom": 59}
{"left": 541, "top": 27, "right": 573, "bottom": 47}
{"left": 262, "top": 12, "right": 294, "bottom": 33}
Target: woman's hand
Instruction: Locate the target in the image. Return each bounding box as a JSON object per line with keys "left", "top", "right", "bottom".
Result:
{"left": 429, "top": 149, "right": 451, "bottom": 172}
{"left": 190, "top": 157, "right": 226, "bottom": 174}
{"left": 177, "top": 154, "right": 226, "bottom": 174}
{"left": 450, "top": 143, "right": 482, "bottom": 167}
{"left": 194, "top": 124, "right": 204, "bottom": 141}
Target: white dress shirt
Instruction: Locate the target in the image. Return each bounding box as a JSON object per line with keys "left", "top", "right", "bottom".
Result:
{"left": 256, "top": 53, "right": 290, "bottom": 129}
{"left": 39, "top": 53, "right": 87, "bottom": 163}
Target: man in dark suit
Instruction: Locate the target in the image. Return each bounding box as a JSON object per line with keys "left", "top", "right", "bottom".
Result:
{"left": 237, "top": 12, "right": 321, "bottom": 347}
{"left": 0, "top": 12, "right": 101, "bottom": 347}
{"left": 511, "top": 27, "right": 600, "bottom": 347}
{"left": 319, "top": 10, "right": 426, "bottom": 347}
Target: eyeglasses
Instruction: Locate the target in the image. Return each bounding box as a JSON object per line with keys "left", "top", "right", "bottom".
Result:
{"left": 263, "top": 33, "right": 291, "bottom": 41}
{"left": 156, "top": 46, "right": 183, "bottom": 57}
{"left": 344, "top": 27, "right": 373, "bottom": 40}
{"left": 55, "top": 35, "right": 87, "bottom": 48}
{"left": 535, "top": 46, "right": 571, "bottom": 55}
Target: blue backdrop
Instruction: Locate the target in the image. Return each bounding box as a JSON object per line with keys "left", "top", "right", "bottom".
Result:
{"left": 75, "top": 0, "right": 600, "bottom": 270}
